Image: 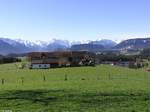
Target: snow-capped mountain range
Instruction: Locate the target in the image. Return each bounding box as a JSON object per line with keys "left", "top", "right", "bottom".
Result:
{"left": 0, "top": 37, "right": 150, "bottom": 55}
{"left": 0, "top": 37, "right": 117, "bottom": 55}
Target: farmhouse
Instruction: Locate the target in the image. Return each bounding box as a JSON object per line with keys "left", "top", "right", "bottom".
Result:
{"left": 28, "top": 51, "right": 95, "bottom": 69}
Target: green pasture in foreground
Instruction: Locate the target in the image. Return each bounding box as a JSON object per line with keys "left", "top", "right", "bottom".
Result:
{"left": 0, "top": 63, "right": 150, "bottom": 112}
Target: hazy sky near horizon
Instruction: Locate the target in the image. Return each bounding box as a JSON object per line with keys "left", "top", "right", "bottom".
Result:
{"left": 0, "top": 0, "right": 150, "bottom": 41}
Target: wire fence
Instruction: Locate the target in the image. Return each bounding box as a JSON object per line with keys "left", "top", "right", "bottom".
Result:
{"left": 0, "top": 72, "right": 149, "bottom": 86}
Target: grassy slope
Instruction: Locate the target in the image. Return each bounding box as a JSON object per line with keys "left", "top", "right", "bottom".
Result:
{"left": 0, "top": 63, "right": 150, "bottom": 111}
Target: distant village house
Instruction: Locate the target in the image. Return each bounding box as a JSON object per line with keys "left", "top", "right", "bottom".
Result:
{"left": 28, "top": 51, "right": 95, "bottom": 69}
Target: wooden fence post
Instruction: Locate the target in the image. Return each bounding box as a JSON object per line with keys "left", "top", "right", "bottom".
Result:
{"left": 1, "top": 78, "right": 4, "bottom": 85}
{"left": 97, "top": 75, "right": 100, "bottom": 80}
{"left": 21, "top": 77, "right": 24, "bottom": 85}
{"left": 65, "top": 74, "right": 68, "bottom": 81}
{"left": 43, "top": 75, "right": 46, "bottom": 82}
{"left": 108, "top": 74, "right": 111, "bottom": 80}
{"left": 144, "top": 73, "right": 147, "bottom": 80}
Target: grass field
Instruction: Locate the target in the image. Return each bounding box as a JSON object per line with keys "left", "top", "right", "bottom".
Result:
{"left": 0, "top": 63, "right": 150, "bottom": 112}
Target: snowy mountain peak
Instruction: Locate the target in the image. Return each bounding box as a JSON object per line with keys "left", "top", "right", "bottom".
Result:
{"left": 0, "top": 38, "right": 119, "bottom": 54}
{"left": 34, "top": 40, "right": 49, "bottom": 47}
{"left": 0, "top": 37, "right": 18, "bottom": 45}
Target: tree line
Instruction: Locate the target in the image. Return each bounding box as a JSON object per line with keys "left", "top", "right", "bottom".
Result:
{"left": 96, "top": 54, "right": 136, "bottom": 62}
{"left": 0, "top": 56, "right": 21, "bottom": 64}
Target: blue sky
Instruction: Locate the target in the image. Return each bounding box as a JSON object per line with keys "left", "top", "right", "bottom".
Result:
{"left": 0, "top": 0, "right": 150, "bottom": 42}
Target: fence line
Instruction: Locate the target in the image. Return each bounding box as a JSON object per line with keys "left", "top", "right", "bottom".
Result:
{"left": 0, "top": 73, "right": 150, "bottom": 86}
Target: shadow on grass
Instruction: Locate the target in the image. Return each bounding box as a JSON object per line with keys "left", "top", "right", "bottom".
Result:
{"left": 0, "top": 90, "right": 62, "bottom": 106}
{"left": 0, "top": 89, "right": 150, "bottom": 111}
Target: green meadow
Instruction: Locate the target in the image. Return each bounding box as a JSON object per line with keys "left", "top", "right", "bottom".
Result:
{"left": 0, "top": 63, "right": 150, "bottom": 112}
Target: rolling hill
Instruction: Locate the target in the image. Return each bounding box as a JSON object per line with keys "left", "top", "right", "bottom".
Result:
{"left": 115, "top": 38, "right": 150, "bottom": 50}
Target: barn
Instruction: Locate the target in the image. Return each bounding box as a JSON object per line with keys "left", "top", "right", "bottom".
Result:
{"left": 28, "top": 51, "right": 95, "bottom": 69}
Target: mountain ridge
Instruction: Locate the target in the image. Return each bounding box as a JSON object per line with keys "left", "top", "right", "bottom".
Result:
{"left": 115, "top": 37, "right": 150, "bottom": 50}
{"left": 0, "top": 38, "right": 117, "bottom": 55}
{"left": 0, "top": 37, "right": 150, "bottom": 55}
